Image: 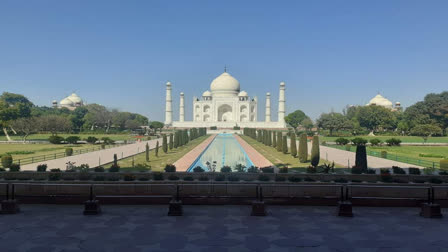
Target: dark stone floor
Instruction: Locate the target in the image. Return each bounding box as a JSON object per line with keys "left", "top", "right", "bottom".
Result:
{"left": 1, "top": 204, "right": 447, "bottom": 251}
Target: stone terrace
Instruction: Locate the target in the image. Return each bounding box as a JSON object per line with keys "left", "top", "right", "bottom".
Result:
{"left": 1, "top": 205, "right": 448, "bottom": 251}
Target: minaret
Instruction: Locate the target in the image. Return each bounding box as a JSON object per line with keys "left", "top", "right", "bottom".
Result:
{"left": 278, "top": 82, "right": 286, "bottom": 125}
{"left": 179, "top": 92, "right": 185, "bottom": 122}
{"left": 265, "top": 92, "right": 271, "bottom": 122}
{"left": 164, "top": 82, "right": 173, "bottom": 126}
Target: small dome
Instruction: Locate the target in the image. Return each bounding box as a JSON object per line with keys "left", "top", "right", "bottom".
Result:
{"left": 266, "top": 92, "right": 271, "bottom": 96}
{"left": 166, "top": 81, "right": 171, "bottom": 86}
{"left": 202, "top": 90, "right": 212, "bottom": 97}
{"left": 210, "top": 72, "right": 240, "bottom": 97}
{"left": 180, "top": 92, "right": 184, "bottom": 96}
{"left": 60, "top": 98, "right": 74, "bottom": 106}
{"left": 280, "top": 81, "right": 286, "bottom": 87}
{"left": 238, "top": 91, "right": 248, "bottom": 97}
{"left": 67, "top": 93, "right": 82, "bottom": 104}
{"left": 367, "top": 94, "right": 393, "bottom": 109}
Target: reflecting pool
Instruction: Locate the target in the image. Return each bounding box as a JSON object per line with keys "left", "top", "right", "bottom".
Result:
{"left": 188, "top": 134, "right": 254, "bottom": 172}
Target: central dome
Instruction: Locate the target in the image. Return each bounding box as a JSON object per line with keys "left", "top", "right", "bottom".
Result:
{"left": 210, "top": 72, "right": 240, "bottom": 97}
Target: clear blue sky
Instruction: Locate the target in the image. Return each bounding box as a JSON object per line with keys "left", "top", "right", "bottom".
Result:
{"left": 1, "top": 0, "right": 447, "bottom": 122}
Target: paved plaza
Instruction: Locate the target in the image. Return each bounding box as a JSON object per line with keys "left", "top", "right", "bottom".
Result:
{"left": 1, "top": 204, "right": 447, "bottom": 251}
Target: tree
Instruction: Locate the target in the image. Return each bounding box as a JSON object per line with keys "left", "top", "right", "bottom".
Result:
{"left": 70, "top": 107, "right": 88, "bottom": 132}
{"left": 155, "top": 141, "right": 159, "bottom": 157}
{"left": 162, "top": 134, "right": 168, "bottom": 153}
{"left": 150, "top": 121, "right": 164, "bottom": 133}
{"left": 285, "top": 110, "right": 310, "bottom": 128}
{"left": 36, "top": 115, "right": 72, "bottom": 135}
{"left": 310, "top": 135, "right": 320, "bottom": 167}
{"left": 0, "top": 92, "right": 33, "bottom": 141}
{"left": 169, "top": 133, "right": 174, "bottom": 150}
{"left": 174, "top": 131, "right": 179, "bottom": 148}
{"left": 276, "top": 132, "right": 283, "bottom": 152}
{"left": 316, "top": 112, "right": 352, "bottom": 136}
{"left": 272, "top": 131, "right": 277, "bottom": 148}
{"left": 298, "top": 133, "right": 308, "bottom": 162}
{"left": 145, "top": 143, "right": 150, "bottom": 162}
{"left": 290, "top": 133, "right": 297, "bottom": 157}
{"left": 356, "top": 105, "right": 397, "bottom": 132}
{"left": 10, "top": 117, "right": 38, "bottom": 141}
{"left": 301, "top": 118, "right": 314, "bottom": 132}
{"left": 410, "top": 124, "right": 443, "bottom": 143}
{"left": 83, "top": 104, "right": 112, "bottom": 132}
{"left": 282, "top": 135, "right": 288, "bottom": 154}
{"left": 355, "top": 145, "right": 368, "bottom": 173}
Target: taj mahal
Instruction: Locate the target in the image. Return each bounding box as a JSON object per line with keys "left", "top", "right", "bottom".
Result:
{"left": 165, "top": 71, "right": 287, "bottom": 129}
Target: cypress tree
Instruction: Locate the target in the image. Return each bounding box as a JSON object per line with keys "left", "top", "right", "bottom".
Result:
{"left": 290, "top": 133, "right": 297, "bottom": 157}
{"left": 169, "top": 133, "right": 173, "bottom": 150}
{"left": 272, "top": 131, "right": 277, "bottom": 148}
{"left": 145, "top": 143, "right": 150, "bottom": 162}
{"left": 282, "top": 135, "right": 288, "bottom": 154}
{"left": 113, "top": 154, "right": 118, "bottom": 166}
{"left": 298, "top": 133, "right": 308, "bottom": 163}
{"left": 277, "top": 132, "right": 283, "bottom": 152}
{"left": 155, "top": 141, "right": 159, "bottom": 157}
{"left": 355, "top": 145, "right": 368, "bottom": 172}
{"left": 267, "top": 131, "right": 272, "bottom": 146}
{"left": 310, "top": 135, "right": 320, "bottom": 167}
{"left": 184, "top": 130, "right": 189, "bottom": 144}
{"left": 174, "top": 131, "right": 179, "bottom": 148}
{"left": 162, "top": 134, "right": 168, "bottom": 153}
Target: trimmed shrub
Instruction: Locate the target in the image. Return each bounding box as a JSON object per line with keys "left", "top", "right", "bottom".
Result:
{"left": 258, "top": 175, "right": 270, "bottom": 181}
{"left": 380, "top": 151, "right": 387, "bottom": 158}
{"left": 168, "top": 175, "right": 179, "bottom": 181}
{"left": 124, "top": 175, "right": 136, "bottom": 181}
{"left": 366, "top": 169, "right": 376, "bottom": 174}
{"left": 408, "top": 168, "right": 421, "bottom": 175}
{"left": 351, "top": 166, "right": 363, "bottom": 174}
{"left": 65, "top": 148, "right": 73, "bottom": 156}
{"left": 210, "top": 126, "right": 217, "bottom": 130}
{"left": 261, "top": 167, "right": 275, "bottom": 173}
{"left": 392, "top": 166, "right": 406, "bottom": 174}
{"left": 162, "top": 134, "right": 168, "bottom": 153}
{"left": 155, "top": 141, "right": 159, "bottom": 157}
{"left": 153, "top": 172, "right": 164, "bottom": 180}
{"left": 355, "top": 145, "right": 368, "bottom": 173}
{"left": 306, "top": 166, "right": 317, "bottom": 173}
{"left": 220, "top": 166, "right": 232, "bottom": 173}
{"left": 335, "top": 138, "right": 350, "bottom": 145}
{"left": 215, "top": 174, "right": 225, "bottom": 181}
{"left": 193, "top": 166, "right": 205, "bottom": 172}
{"left": 380, "top": 168, "right": 392, "bottom": 182}
{"left": 369, "top": 138, "right": 382, "bottom": 146}
{"left": 109, "top": 164, "right": 120, "bottom": 172}
{"left": 49, "top": 135, "right": 64, "bottom": 144}
{"left": 227, "top": 175, "right": 240, "bottom": 181}
{"left": 247, "top": 166, "right": 259, "bottom": 173}
{"left": 9, "top": 163, "right": 20, "bottom": 172}
{"left": 164, "top": 164, "right": 176, "bottom": 172}
{"left": 1, "top": 155, "right": 13, "bottom": 168}
{"left": 199, "top": 176, "right": 209, "bottom": 181}
{"left": 113, "top": 153, "right": 118, "bottom": 166}
{"left": 282, "top": 135, "right": 288, "bottom": 154}
{"left": 94, "top": 166, "right": 105, "bottom": 172}
{"left": 310, "top": 135, "right": 320, "bottom": 167}
{"left": 440, "top": 159, "right": 448, "bottom": 170}
{"left": 276, "top": 132, "right": 283, "bottom": 152}
{"left": 86, "top": 136, "right": 98, "bottom": 144}
{"left": 272, "top": 131, "right": 277, "bottom": 148}
{"left": 101, "top": 137, "right": 115, "bottom": 145}
{"left": 101, "top": 144, "right": 105, "bottom": 149}
{"left": 423, "top": 167, "right": 436, "bottom": 175}
{"left": 351, "top": 138, "right": 368, "bottom": 146}
{"left": 385, "top": 138, "right": 401, "bottom": 146}
{"left": 298, "top": 133, "right": 308, "bottom": 162}
{"left": 169, "top": 134, "right": 174, "bottom": 150}
{"left": 183, "top": 176, "right": 194, "bottom": 181}
{"left": 37, "top": 164, "right": 48, "bottom": 172}
{"left": 279, "top": 167, "right": 288, "bottom": 173}
{"left": 145, "top": 143, "right": 150, "bottom": 162}
{"left": 65, "top": 136, "right": 80, "bottom": 144}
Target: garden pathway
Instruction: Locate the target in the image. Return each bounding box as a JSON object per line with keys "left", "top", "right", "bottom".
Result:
{"left": 20, "top": 138, "right": 162, "bottom": 171}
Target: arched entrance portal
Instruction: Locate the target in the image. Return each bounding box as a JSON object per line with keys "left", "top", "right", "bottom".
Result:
{"left": 218, "top": 104, "right": 233, "bottom": 122}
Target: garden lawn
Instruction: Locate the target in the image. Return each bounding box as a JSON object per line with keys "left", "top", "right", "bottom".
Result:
{"left": 241, "top": 135, "right": 346, "bottom": 173}
{"left": 110, "top": 135, "right": 209, "bottom": 172}
{"left": 0, "top": 133, "right": 142, "bottom": 142}
{"left": 321, "top": 135, "right": 448, "bottom": 144}
{"left": 0, "top": 143, "right": 98, "bottom": 161}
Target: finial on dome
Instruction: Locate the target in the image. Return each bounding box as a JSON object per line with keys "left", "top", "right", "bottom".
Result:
{"left": 224, "top": 65, "right": 227, "bottom": 72}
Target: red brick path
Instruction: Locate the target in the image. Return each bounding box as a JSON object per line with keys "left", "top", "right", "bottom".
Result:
{"left": 234, "top": 135, "right": 273, "bottom": 168}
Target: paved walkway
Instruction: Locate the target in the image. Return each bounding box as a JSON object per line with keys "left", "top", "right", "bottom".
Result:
{"left": 235, "top": 135, "right": 274, "bottom": 168}
{"left": 286, "top": 138, "right": 423, "bottom": 169}
{"left": 1, "top": 204, "right": 447, "bottom": 251}
{"left": 21, "top": 138, "right": 162, "bottom": 171}
{"left": 173, "top": 135, "right": 216, "bottom": 171}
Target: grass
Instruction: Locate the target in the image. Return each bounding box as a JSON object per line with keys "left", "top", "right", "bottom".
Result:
{"left": 240, "top": 135, "right": 345, "bottom": 173}
{"left": 0, "top": 133, "right": 144, "bottom": 142}
{"left": 321, "top": 135, "right": 448, "bottom": 144}
{"left": 109, "top": 135, "right": 209, "bottom": 172}
{"left": 0, "top": 143, "right": 99, "bottom": 161}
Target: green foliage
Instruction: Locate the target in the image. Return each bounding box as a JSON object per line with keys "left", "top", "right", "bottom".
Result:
{"left": 36, "top": 164, "right": 47, "bottom": 172}
{"left": 113, "top": 153, "right": 118, "bottom": 166}
{"left": 164, "top": 164, "right": 176, "bottom": 172}
{"left": 101, "top": 137, "right": 115, "bottom": 145}
{"left": 48, "top": 135, "right": 64, "bottom": 144}
{"left": 155, "top": 141, "right": 159, "bottom": 157}
{"left": 408, "top": 168, "right": 421, "bottom": 175}
{"left": 298, "top": 133, "right": 308, "bottom": 162}
{"left": 316, "top": 112, "right": 352, "bottom": 136}
{"left": 65, "top": 136, "right": 80, "bottom": 144}
{"left": 279, "top": 167, "right": 288, "bottom": 173}
{"left": 169, "top": 133, "right": 174, "bottom": 150}
{"left": 282, "top": 135, "right": 288, "bottom": 154}
{"left": 285, "top": 110, "right": 310, "bottom": 128}
{"left": 193, "top": 166, "right": 205, "bottom": 172}
{"left": 306, "top": 166, "right": 317, "bottom": 173}
{"left": 392, "top": 166, "right": 406, "bottom": 174}
{"left": 174, "top": 131, "right": 179, "bottom": 148}
{"left": 235, "top": 164, "right": 246, "bottom": 172}
{"left": 272, "top": 131, "right": 277, "bottom": 148}
{"left": 9, "top": 163, "right": 20, "bottom": 172}
{"left": 1, "top": 154, "right": 13, "bottom": 168}
{"left": 410, "top": 124, "right": 443, "bottom": 142}
{"left": 351, "top": 137, "right": 368, "bottom": 146}
{"left": 380, "top": 168, "right": 392, "bottom": 182}
{"left": 276, "top": 132, "right": 283, "bottom": 152}
{"left": 310, "top": 135, "right": 320, "bottom": 167}
{"left": 355, "top": 145, "right": 368, "bottom": 172}
{"left": 380, "top": 151, "right": 387, "bottom": 158}
{"left": 423, "top": 167, "right": 436, "bottom": 175}
{"left": 220, "top": 166, "right": 232, "bottom": 172}
{"left": 385, "top": 138, "right": 402, "bottom": 146}
{"left": 65, "top": 148, "right": 73, "bottom": 156}
{"left": 86, "top": 136, "right": 98, "bottom": 144}
{"left": 356, "top": 105, "right": 397, "bottom": 132}
{"left": 94, "top": 166, "right": 105, "bottom": 172}
{"left": 109, "top": 164, "right": 120, "bottom": 172}
{"left": 261, "top": 167, "right": 275, "bottom": 173}
{"left": 215, "top": 174, "right": 225, "bottom": 181}
{"left": 419, "top": 153, "right": 445, "bottom": 158}
{"left": 369, "top": 138, "right": 382, "bottom": 146}
{"left": 247, "top": 166, "right": 259, "bottom": 173}
{"left": 145, "top": 143, "right": 150, "bottom": 162}
{"left": 162, "top": 134, "right": 168, "bottom": 153}
{"left": 335, "top": 137, "right": 350, "bottom": 145}
{"left": 227, "top": 175, "right": 240, "bottom": 181}
{"left": 153, "top": 172, "right": 164, "bottom": 180}
{"left": 258, "top": 174, "right": 270, "bottom": 181}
